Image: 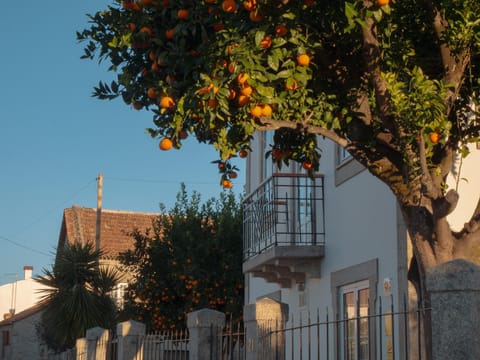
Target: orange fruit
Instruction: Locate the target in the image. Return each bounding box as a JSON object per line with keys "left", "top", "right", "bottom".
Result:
{"left": 165, "top": 28, "right": 174, "bottom": 40}
{"left": 132, "top": 101, "right": 142, "bottom": 110}
{"left": 222, "top": 0, "right": 236, "bottom": 12}
{"left": 261, "top": 104, "right": 272, "bottom": 117}
{"left": 207, "top": 98, "right": 219, "bottom": 108}
{"left": 275, "top": 24, "right": 288, "bottom": 36}
{"left": 148, "top": 51, "right": 156, "bottom": 61}
{"left": 297, "top": 54, "right": 310, "bottom": 66}
{"left": 139, "top": 26, "right": 153, "bottom": 36}
{"left": 302, "top": 160, "right": 313, "bottom": 170}
{"left": 213, "top": 23, "right": 225, "bottom": 31}
{"left": 243, "top": 0, "right": 256, "bottom": 11}
{"left": 222, "top": 179, "right": 233, "bottom": 188}
{"left": 304, "top": 0, "right": 315, "bottom": 6}
{"left": 179, "top": 130, "right": 188, "bottom": 139}
{"left": 260, "top": 36, "right": 272, "bottom": 49}
{"left": 151, "top": 62, "right": 159, "bottom": 71}
{"left": 249, "top": 10, "right": 263, "bottom": 22}
{"left": 228, "top": 88, "right": 236, "bottom": 100}
{"left": 177, "top": 9, "right": 189, "bottom": 19}
{"left": 240, "top": 86, "right": 253, "bottom": 96}
{"left": 285, "top": 80, "right": 298, "bottom": 91}
{"left": 377, "top": 0, "right": 389, "bottom": 5}
{"left": 272, "top": 148, "right": 282, "bottom": 160}
{"left": 250, "top": 105, "right": 263, "bottom": 118}
{"left": 239, "top": 149, "right": 248, "bottom": 158}
{"left": 160, "top": 96, "right": 175, "bottom": 109}
{"left": 237, "top": 73, "right": 249, "bottom": 85}
{"left": 228, "top": 62, "right": 237, "bottom": 74}
{"left": 147, "top": 87, "right": 157, "bottom": 99}
{"left": 229, "top": 171, "right": 238, "bottom": 179}
{"left": 429, "top": 131, "right": 440, "bottom": 144}
{"left": 238, "top": 95, "right": 249, "bottom": 106}
{"left": 128, "top": 22, "right": 136, "bottom": 32}
{"left": 159, "top": 138, "right": 173, "bottom": 151}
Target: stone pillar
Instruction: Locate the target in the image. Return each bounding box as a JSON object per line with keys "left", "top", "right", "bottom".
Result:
{"left": 86, "top": 326, "right": 109, "bottom": 360}
{"left": 187, "top": 308, "right": 226, "bottom": 360}
{"left": 116, "top": 320, "right": 146, "bottom": 360}
{"left": 75, "top": 338, "right": 87, "bottom": 360}
{"left": 426, "top": 259, "right": 480, "bottom": 360}
{"left": 244, "top": 297, "right": 289, "bottom": 360}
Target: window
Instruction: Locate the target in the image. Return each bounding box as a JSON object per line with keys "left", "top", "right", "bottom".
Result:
{"left": 330, "top": 259, "right": 378, "bottom": 360}
{"left": 337, "top": 145, "right": 352, "bottom": 165}
{"left": 110, "top": 282, "right": 128, "bottom": 309}
{"left": 262, "top": 131, "right": 275, "bottom": 181}
{"left": 2, "top": 331, "right": 9, "bottom": 346}
{"left": 340, "top": 281, "right": 370, "bottom": 360}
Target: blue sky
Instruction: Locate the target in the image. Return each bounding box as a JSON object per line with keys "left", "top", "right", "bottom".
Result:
{"left": 0, "top": 1, "right": 245, "bottom": 285}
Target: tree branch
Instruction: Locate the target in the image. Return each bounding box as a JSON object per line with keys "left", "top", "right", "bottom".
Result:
{"left": 256, "top": 116, "right": 349, "bottom": 148}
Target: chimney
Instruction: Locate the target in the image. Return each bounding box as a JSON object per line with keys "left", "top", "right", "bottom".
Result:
{"left": 24, "top": 266, "right": 33, "bottom": 280}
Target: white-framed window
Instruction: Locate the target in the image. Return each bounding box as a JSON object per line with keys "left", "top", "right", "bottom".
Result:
{"left": 110, "top": 282, "right": 128, "bottom": 309}
{"left": 263, "top": 131, "right": 275, "bottom": 181}
{"left": 339, "top": 280, "right": 370, "bottom": 360}
{"left": 337, "top": 145, "right": 351, "bottom": 165}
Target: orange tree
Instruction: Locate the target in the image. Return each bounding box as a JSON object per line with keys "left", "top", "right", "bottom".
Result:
{"left": 119, "top": 185, "right": 243, "bottom": 331}
{"left": 79, "top": 0, "right": 480, "bottom": 352}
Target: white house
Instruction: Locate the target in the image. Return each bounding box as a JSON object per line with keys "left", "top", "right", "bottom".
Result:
{"left": 0, "top": 266, "right": 49, "bottom": 320}
{"left": 242, "top": 131, "right": 480, "bottom": 360}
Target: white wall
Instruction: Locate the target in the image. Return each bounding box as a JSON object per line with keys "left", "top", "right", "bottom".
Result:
{"left": 245, "top": 134, "right": 404, "bottom": 315}
{"left": 0, "top": 268, "right": 50, "bottom": 319}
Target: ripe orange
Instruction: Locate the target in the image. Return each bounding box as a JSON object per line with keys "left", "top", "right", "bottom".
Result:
{"left": 222, "top": 0, "right": 236, "bottom": 12}
{"left": 132, "top": 101, "right": 142, "bottom": 110}
{"left": 261, "top": 104, "right": 272, "bottom": 117}
{"left": 159, "top": 138, "right": 173, "bottom": 151}
{"left": 275, "top": 24, "right": 288, "bottom": 36}
{"left": 213, "top": 23, "right": 225, "bottom": 31}
{"left": 165, "top": 28, "right": 174, "bottom": 40}
{"left": 243, "top": 0, "right": 256, "bottom": 11}
{"left": 237, "top": 73, "right": 249, "bottom": 85}
{"left": 139, "top": 26, "right": 153, "bottom": 36}
{"left": 249, "top": 10, "right": 263, "bottom": 22}
{"left": 147, "top": 87, "right": 157, "bottom": 99}
{"left": 218, "top": 162, "right": 226, "bottom": 170}
{"left": 250, "top": 105, "right": 263, "bottom": 118}
{"left": 160, "top": 96, "right": 175, "bottom": 109}
{"left": 229, "top": 171, "right": 238, "bottom": 179}
{"left": 207, "top": 98, "right": 219, "bottom": 108}
{"left": 228, "top": 62, "right": 237, "bottom": 74}
{"left": 128, "top": 22, "right": 136, "bottom": 32}
{"left": 222, "top": 179, "right": 233, "bottom": 189}
{"left": 297, "top": 54, "right": 311, "bottom": 66}
{"left": 148, "top": 51, "right": 156, "bottom": 61}
{"left": 302, "top": 160, "right": 313, "bottom": 170}
{"left": 285, "top": 80, "right": 298, "bottom": 91}
{"left": 304, "top": 0, "right": 315, "bottom": 7}
{"left": 179, "top": 130, "right": 188, "bottom": 139}
{"left": 260, "top": 36, "right": 272, "bottom": 49}
{"left": 239, "top": 149, "right": 248, "bottom": 158}
{"left": 240, "top": 86, "right": 253, "bottom": 96}
{"left": 151, "top": 62, "right": 159, "bottom": 71}
{"left": 272, "top": 148, "right": 282, "bottom": 160}
{"left": 377, "top": 0, "right": 389, "bottom": 6}
{"left": 238, "top": 95, "right": 249, "bottom": 106}
{"left": 228, "top": 88, "right": 236, "bottom": 100}
{"left": 429, "top": 131, "right": 440, "bottom": 144}
{"left": 177, "top": 9, "right": 189, "bottom": 19}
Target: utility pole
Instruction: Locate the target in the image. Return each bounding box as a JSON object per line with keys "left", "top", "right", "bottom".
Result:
{"left": 96, "top": 173, "right": 103, "bottom": 253}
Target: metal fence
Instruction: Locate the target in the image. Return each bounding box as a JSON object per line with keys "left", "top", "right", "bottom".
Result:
{"left": 257, "top": 298, "right": 429, "bottom": 360}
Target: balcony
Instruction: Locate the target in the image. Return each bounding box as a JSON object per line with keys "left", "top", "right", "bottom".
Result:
{"left": 242, "top": 173, "right": 325, "bottom": 287}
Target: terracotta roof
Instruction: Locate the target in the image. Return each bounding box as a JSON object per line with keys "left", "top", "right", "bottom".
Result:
{"left": 0, "top": 303, "right": 45, "bottom": 326}
{"left": 57, "top": 206, "right": 159, "bottom": 259}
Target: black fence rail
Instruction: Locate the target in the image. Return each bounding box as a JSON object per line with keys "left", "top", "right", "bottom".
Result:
{"left": 258, "top": 298, "right": 429, "bottom": 360}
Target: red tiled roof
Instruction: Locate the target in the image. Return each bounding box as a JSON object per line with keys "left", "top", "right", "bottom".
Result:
{"left": 57, "top": 206, "right": 159, "bottom": 259}
{"left": 0, "top": 303, "right": 45, "bottom": 326}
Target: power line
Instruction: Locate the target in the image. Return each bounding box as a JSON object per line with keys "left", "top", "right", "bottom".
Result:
{"left": 105, "top": 176, "right": 217, "bottom": 185}
{"left": 0, "top": 235, "right": 52, "bottom": 257}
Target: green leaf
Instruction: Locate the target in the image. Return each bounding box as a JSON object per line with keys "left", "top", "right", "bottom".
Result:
{"left": 267, "top": 55, "right": 279, "bottom": 71}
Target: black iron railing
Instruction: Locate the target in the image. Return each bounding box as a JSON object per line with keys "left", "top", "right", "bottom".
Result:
{"left": 242, "top": 173, "right": 325, "bottom": 260}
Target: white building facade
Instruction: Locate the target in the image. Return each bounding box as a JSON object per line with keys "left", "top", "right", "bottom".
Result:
{"left": 242, "top": 132, "right": 418, "bottom": 360}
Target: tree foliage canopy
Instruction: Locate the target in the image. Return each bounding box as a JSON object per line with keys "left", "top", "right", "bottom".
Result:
{"left": 119, "top": 186, "right": 243, "bottom": 331}
{"left": 79, "top": 0, "right": 480, "bottom": 273}
{"left": 36, "top": 243, "right": 118, "bottom": 352}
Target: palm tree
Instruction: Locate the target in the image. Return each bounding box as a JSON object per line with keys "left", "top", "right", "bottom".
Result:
{"left": 36, "top": 242, "right": 119, "bottom": 352}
